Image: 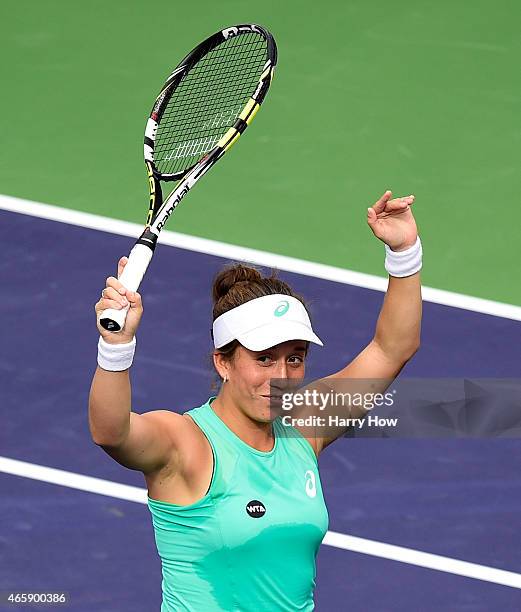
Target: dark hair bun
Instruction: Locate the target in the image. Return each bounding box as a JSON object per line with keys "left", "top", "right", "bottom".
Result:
{"left": 211, "top": 262, "right": 306, "bottom": 325}
{"left": 212, "top": 263, "right": 263, "bottom": 304}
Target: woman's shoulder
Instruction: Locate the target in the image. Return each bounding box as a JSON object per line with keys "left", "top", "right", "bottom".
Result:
{"left": 143, "top": 407, "right": 213, "bottom": 470}
{"left": 143, "top": 397, "right": 211, "bottom": 428}
{"left": 140, "top": 408, "right": 202, "bottom": 445}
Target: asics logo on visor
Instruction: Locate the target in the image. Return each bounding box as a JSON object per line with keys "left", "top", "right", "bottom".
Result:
{"left": 274, "top": 300, "right": 290, "bottom": 317}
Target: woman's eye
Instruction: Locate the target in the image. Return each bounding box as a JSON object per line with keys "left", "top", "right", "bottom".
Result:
{"left": 288, "top": 356, "right": 304, "bottom": 365}
{"left": 257, "top": 355, "right": 273, "bottom": 364}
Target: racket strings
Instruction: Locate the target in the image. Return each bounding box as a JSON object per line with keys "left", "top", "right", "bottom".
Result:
{"left": 154, "top": 33, "right": 268, "bottom": 175}
{"left": 158, "top": 38, "right": 264, "bottom": 158}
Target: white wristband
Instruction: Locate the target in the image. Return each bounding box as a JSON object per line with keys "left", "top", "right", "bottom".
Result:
{"left": 97, "top": 336, "right": 136, "bottom": 371}
{"left": 385, "top": 236, "right": 422, "bottom": 277}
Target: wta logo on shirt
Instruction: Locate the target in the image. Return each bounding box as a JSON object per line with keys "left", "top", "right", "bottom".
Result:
{"left": 246, "top": 500, "right": 266, "bottom": 518}
{"left": 305, "top": 470, "right": 317, "bottom": 498}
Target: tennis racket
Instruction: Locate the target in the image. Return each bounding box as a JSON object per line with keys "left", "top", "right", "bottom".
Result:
{"left": 100, "top": 24, "right": 277, "bottom": 331}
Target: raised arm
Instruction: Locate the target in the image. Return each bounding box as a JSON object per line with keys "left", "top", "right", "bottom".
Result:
{"left": 88, "top": 257, "right": 178, "bottom": 474}
{"left": 292, "top": 191, "right": 422, "bottom": 454}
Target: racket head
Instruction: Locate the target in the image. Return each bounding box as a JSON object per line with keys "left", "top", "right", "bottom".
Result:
{"left": 101, "top": 25, "right": 276, "bottom": 333}
{"left": 143, "top": 24, "right": 277, "bottom": 220}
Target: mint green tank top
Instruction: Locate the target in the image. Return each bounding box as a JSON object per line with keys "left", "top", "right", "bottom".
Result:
{"left": 147, "top": 397, "right": 329, "bottom": 611}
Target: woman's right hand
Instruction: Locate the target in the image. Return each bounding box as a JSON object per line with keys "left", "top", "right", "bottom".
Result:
{"left": 95, "top": 257, "right": 144, "bottom": 344}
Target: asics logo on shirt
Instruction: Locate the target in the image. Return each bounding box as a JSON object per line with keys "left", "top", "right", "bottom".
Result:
{"left": 305, "top": 470, "right": 317, "bottom": 498}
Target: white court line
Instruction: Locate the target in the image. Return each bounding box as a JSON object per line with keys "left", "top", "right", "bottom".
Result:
{"left": 0, "top": 456, "right": 146, "bottom": 504}
{"left": 1, "top": 193, "right": 521, "bottom": 322}
{"left": 2, "top": 456, "right": 521, "bottom": 590}
{"left": 323, "top": 531, "right": 521, "bottom": 590}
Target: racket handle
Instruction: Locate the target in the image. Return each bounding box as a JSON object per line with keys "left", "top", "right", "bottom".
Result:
{"left": 99, "top": 243, "right": 154, "bottom": 332}
{"left": 100, "top": 303, "right": 130, "bottom": 333}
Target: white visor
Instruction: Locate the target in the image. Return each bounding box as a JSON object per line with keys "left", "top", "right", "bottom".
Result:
{"left": 212, "top": 294, "right": 323, "bottom": 351}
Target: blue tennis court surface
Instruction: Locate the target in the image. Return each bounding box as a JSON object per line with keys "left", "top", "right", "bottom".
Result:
{"left": 2, "top": 208, "right": 521, "bottom": 610}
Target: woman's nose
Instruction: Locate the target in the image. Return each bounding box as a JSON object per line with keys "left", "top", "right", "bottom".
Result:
{"left": 273, "top": 360, "right": 288, "bottom": 380}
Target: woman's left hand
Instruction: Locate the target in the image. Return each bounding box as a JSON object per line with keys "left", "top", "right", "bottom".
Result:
{"left": 367, "top": 190, "right": 418, "bottom": 251}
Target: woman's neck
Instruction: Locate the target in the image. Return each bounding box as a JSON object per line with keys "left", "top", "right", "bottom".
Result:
{"left": 210, "top": 394, "right": 275, "bottom": 452}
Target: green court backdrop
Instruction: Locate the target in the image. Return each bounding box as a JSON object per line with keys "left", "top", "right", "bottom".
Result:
{"left": 2, "top": 0, "right": 520, "bottom": 304}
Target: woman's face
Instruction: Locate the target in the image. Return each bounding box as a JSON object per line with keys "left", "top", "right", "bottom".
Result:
{"left": 215, "top": 340, "right": 308, "bottom": 422}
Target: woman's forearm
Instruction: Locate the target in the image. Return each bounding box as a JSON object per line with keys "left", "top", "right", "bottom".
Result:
{"left": 373, "top": 272, "right": 422, "bottom": 360}
{"left": 365, "top": 190, "right": 422, "bottom": 361}
{"left": 90, "top": 259, "right": 144, "bottom": 446}
{"left": 88, "top": 368, "right": 132, "bottom": 445}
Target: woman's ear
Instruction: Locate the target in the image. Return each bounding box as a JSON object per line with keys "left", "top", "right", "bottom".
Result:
{"left": 213, "top": 351, "right": 229, "bottom": 381}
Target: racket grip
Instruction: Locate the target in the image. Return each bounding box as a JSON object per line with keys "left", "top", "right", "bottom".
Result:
{"left": 100, "top": 304, "right": 130, "bottom": 332}
{"left": 99, "top": 243, "right": 154, "bottom": 332}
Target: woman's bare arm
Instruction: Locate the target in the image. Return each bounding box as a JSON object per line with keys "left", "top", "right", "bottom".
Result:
{"left": 88, "top": 257, "right": 180, "bottom": 474}
{"left": 290, "top": 191, "right": 422, "bottom": 455}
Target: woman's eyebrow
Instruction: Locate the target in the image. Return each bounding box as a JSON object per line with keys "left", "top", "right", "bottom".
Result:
{"left": 291, "top": 345, "right": 307, "bottom": 352}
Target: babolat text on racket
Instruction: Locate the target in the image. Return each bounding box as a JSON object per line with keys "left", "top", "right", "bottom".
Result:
{"left": 100, "top": 24, "right": 277, "bottom": 331}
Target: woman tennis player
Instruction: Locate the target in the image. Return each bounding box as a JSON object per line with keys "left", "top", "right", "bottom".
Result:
{"left": 89, "top": 189, "right": 422, "bottom": 611}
